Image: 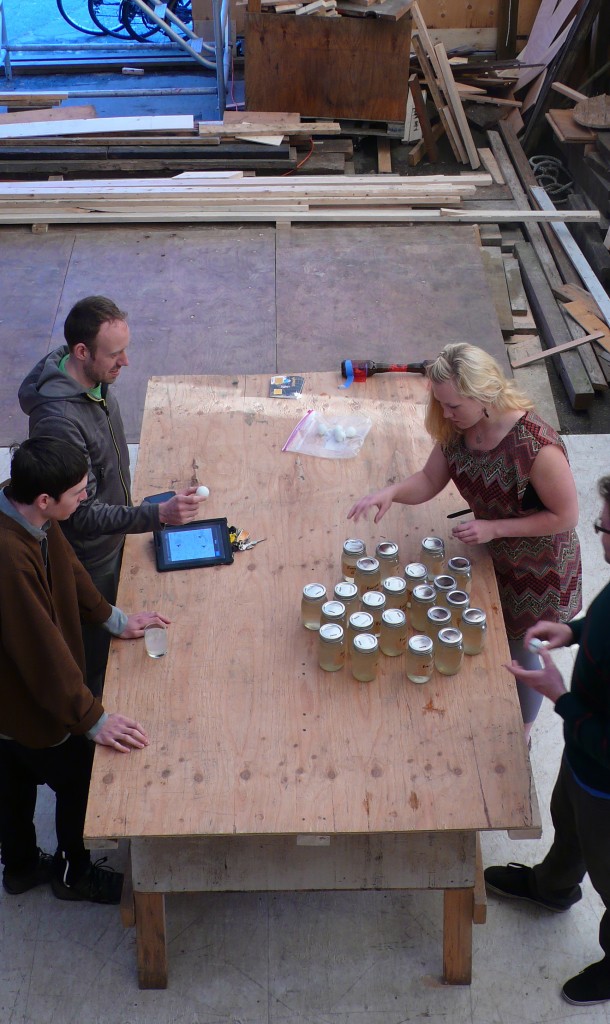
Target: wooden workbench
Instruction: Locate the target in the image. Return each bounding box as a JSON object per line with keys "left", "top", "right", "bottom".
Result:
{"left": 84, "top": 372, "right": 535, "bottom": 989}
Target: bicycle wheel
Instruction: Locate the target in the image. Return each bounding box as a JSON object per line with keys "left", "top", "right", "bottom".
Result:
{"left": 56, "top": 0, "right": 106, "bottom": 35}
{"left": 121, "top": 0, "right": 161, "bottom": 41}
{"left": 122, "top": 0, "right": 193, "bottom": 42}
{"left": 88, "top": 0, "right": 132, "bottom": 37}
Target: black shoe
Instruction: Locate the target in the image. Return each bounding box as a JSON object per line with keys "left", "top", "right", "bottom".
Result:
{"left": 484, "top": 862, "right": 581, "bottom": 912}
{"left": 3, "top": 849, "right": 54, "bottom": 895}
{"left": 562, "top": 959, "right": 610, "bottom": 1005}
{"left": 51, "top": 857, "right": 124, "bottom": 905}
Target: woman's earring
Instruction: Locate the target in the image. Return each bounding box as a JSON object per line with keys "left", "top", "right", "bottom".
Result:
{"left": 483, "top": 407, "right": 489, "bottom": 418}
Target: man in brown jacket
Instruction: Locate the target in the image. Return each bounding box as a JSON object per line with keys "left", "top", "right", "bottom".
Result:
{"left": 0, "top": 436, "right": 168, "bottom": 904}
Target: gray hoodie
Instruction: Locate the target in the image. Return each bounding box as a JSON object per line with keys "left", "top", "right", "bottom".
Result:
{"left": 19, "top": 345, "right": 159, "bottom": 573}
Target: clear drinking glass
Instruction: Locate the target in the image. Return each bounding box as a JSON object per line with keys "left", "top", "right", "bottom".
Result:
{"left": 144, "top": 623, "right": 168, "bottom": 659}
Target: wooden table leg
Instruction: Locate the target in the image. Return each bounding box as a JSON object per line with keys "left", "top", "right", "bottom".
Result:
{"left": 443, "top": 888, "right": 473, "bottom": 984}
{"left": 135, "top": 892, "right": 168, "bottom": 989}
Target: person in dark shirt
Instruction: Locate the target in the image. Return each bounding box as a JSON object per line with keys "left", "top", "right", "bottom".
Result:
{"left": 485, "top": 473, "right": 610, "bottom": 1007}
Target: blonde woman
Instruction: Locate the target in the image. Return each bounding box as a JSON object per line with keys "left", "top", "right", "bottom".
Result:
{"left": 348, "top": 343, "right": 582, "bottom": 739}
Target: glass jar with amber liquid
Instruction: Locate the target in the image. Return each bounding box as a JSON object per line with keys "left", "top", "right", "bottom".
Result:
{"left": 361, "top": 591, "right": 386, "bottom": 634}
{"left": 426, "top": 605, "right": 452, "bottom": 642}
{"left": 410, "top": 584, "right": 436, "bottom": 631}
{"left": 301, "top": 583, "right": 327, "bottom": 630}
{"left": 341, "top": 539, "right": 366, "bottom": 581}
{"left": 382, "top": 575, "right": 408, "bottom": 612}
{"left": 420, "top": 536, "right": 445, "bottom": 578}
{"left": 347, "top": 610, "right": 375, "bottom": 650}
{"left": 333, "top": 581, "right": 359, "bottom": 620}
{"left": 354, "top": 556, "right": 381, "bottom": 596}
{"left": 351, "top": 633, "right": 379, "bottom": 682}
{"left": 432, "top": 574, "right": 457, "bottom": 608}
{"left": 375, "top": 541, "right": 400, "bottom": 581}
{"left": 446, "top": 590, "right": 470, "bottom": 628}
{"left": 447, "top": 556, "right": 472, "bottom": 594}
{"left": 320, "top": 600, "right": 346, "bottom": 630}
{"left": 460, "top": 607, "right": 487, "bottom": 655}
{"left": 435, "top": 627, "right": 464, "bottom": 676}
{"left": 379, "top": 608, "right": 407, "bottom": 657}
{"left": 406, "top": 634, "right": 434, "bottom": 684}
{"left": 404, "top": 562, "right": 428, "bottom": 609}
{"left": 318, "top": 623, "right": 345, "bottom": 672}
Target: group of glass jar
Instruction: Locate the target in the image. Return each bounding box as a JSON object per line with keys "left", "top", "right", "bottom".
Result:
{"left": 301, "top": 536, "right": 487, "bottom": 684}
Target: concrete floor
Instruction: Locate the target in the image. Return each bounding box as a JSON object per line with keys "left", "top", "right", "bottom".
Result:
{"left": 0, "top": 434, "right": 609, "bottom": 1024}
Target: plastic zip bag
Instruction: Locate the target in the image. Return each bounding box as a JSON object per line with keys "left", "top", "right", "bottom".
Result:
{"left": 282, "top": 409, "right": 372, "bottom": 460}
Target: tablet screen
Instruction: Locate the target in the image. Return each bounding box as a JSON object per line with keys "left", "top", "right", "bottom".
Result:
{"left": 154, "top": 518, "right": 234, "bottom": 571}
{"left": 167, "top": 525, "right": 219, "bottom": 562}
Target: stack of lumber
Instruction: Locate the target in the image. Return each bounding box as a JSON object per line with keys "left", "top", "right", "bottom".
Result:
{"left": 0, "top": 111, "right": 307, "bottom": 175}
{"left": 409, "top": 3, "right": 481, "bottom": 169}
{"left": 0, "top": 172, "right": 600, "bottom": 227}
{"left": 485, "top": 123, "right": 609, "bottom": 411}
{"left": 260, "top": 0, "right": 340, "bottom": 15}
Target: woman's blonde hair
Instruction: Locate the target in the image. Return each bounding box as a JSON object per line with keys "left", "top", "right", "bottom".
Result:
{"left": 424, "top": 343, "right": 534, "bottom": 444}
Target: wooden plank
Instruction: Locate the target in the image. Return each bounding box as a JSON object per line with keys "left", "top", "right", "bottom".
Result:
{"left": 408, "top": 73, "right": 439, "bottom": 164}
{"left": 0, "top": 104, "right": 97, "bottom": 126}
{"left": 480, "top": 248, "right": 514, "bottom": 334}
{"left": 376, "top": 136, "right": 393, "bottom": 174}
{"left": 473, "top": 834, "right": 487, "bottom": 925}
{"left": 0, "top": 114, "right": 195, "bottom": 140}
{"left": 562, "top": 300, "right": 610, "bottom": 354}
{"left": 504, "top": 256, "right": 529, "bottom": 314}
{"left": 553, "top": 282, "right": 603, "bottom": 316}
{"left": 135, "top": 893, "right": 167, "bottom": 989}
{"left": 509, "top": 330, "right": 604, "bottom": 366}
{"left": 443, "top": 889, "right": 473, "bottom": 984}
{"left": 434, "top": 42, "right": 480, "bottom": 169}
{"left": 551, "top": 80, "right": 587, "bottom": 103}
{"left": 408, "top": 119, "right": 444, "bottom": 166}
{"left": 477, "top": 147, "right": 504, "bottom": 184}
{"left": 411, "top": 33, "right": 466, "bottom": 163}
{"left": 531, "top": 185, "right": 610, "bottom": 332}
{"left": 489, "top": 128, "right": 571, "bottom": 289}
{"left": 515, "top": 240, "right": 594, "bottom": 410}
{"left": 546, "top": 108, "right": 597, "bottom": 144}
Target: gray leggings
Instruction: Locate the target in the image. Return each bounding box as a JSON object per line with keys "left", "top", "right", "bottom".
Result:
{"left": 509, "top": 637, "right": 544, "bottom": 726}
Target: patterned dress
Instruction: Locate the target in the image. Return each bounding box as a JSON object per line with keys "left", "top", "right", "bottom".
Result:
{"left": 442, "top": 411, "right": 582, "bottom": 640}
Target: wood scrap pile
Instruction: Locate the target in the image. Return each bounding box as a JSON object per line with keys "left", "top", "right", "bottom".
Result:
{"left": 483, "top": 123, "right": 610, "bottom": 412}
{"left": 503, "top": 0, "right": 604, "bottom": 152}
{"left": 258, "top": 0, "right": 411, "bottom": 18}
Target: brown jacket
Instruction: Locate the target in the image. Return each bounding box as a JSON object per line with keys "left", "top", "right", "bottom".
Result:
{"left": 0, "top": 510, "right": 112, "bottom": 748}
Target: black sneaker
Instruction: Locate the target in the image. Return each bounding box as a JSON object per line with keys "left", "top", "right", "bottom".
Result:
{"left": 484, "top": 862, "right": 581, "bottom": 912}
{"left": 563, "top": 959, "right": 610, "bottom": 1005}
{"left": 3, "top": 850, "right": 54, "bottom": 895}
{"left": 51, "top": 857, "right": 124, "bottom": 905}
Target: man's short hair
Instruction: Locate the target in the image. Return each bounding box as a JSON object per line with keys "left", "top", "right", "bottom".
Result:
{"left": 64, "top": 296, "right": 127, "bottom": 354}
{"left": 9, "top": 437, "right": 88, "bottom": 504}
{"left": 600, "top": 476, "right": 610, "bottom": 504}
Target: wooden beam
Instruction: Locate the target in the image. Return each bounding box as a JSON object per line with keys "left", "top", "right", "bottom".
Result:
{"left": 531, "top": 186, "right": 610, "bottom": 331}
{"left": 0, "top": 114, "right": 195, "bottom": 140}
{"left": 408, "top": 73, "right": 439, "bottom": 164}
{"left": 411, "top": 33, "right": 466, "bottom": 163}
{"left": 515, "top": 240, "right": 594, "bottom": 410}
{"left": 434, "top": 42, "right": 480, "bottom": 168}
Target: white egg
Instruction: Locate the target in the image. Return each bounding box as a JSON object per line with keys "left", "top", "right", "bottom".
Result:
{"left": 317, "top": 422, "right": 329, "bottom": 437}
{"left": 345, "top": 426, "right": 357, "bottom": 438}
{"left": 333, "top": 426, "right": 346, "bottom": 442}
{"left": 196, "top": 485, "right": 210, "bottom": 499}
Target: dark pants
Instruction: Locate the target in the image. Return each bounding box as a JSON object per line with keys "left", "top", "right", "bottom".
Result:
{"left": 534, "top": 755, "right": 610, "bottom": 959}
{"left": 0, "top": 735, "right": 93, "bottom": 877}
{"left": 82, "top": 547, "right": 123, "bottom": 699}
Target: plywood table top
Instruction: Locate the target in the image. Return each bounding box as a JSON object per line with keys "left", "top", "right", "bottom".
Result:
{"left": 85, "top": 372, "right": 533, "bottom": 843}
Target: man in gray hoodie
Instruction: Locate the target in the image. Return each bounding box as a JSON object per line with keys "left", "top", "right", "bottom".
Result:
{"left": 19, "top": 296, "right": 203, "bottom": 696}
